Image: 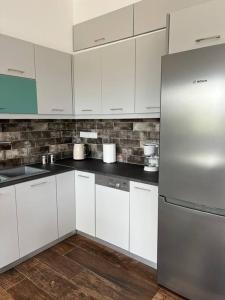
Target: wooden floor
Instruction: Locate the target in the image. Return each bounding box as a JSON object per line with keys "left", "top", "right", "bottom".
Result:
{"left": 0, "top": 234, "right": 183, "bottom": 299}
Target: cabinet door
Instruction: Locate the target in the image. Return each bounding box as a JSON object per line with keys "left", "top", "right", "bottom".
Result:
{"left": 0, "top": 75, "right": 37, "bottom": 114}
{"left": 96, "top": 186, "right": 129, "bottom": 250}
{"left": 134, "top": 0, "right": 208, "bottom": 35}
{"left": 75, "top": 171, "right": 95, "bottom": 236}
{"left": 0, "top": 186, "right": 19, "bottom": 269}
{"left": 56, "top": 171, "right": 76, "bottom": 238}
{"left": 0, "top": 34, "right": 35, "bottom": 79}
{"left": 74, "top": 49, "right": 101, "bottom": 115}
{"left": 35, "top": 46, "right": 73, "bottom": 115}
{"left": 130, "top": 181, "right": 158, "bottom": 264}
{"left": 102, "top": 40, "right": 135, "bottom": 114}
{"left": 135, "top": 30, "right": 167, "bottom": 114}
{"left": 73, "top": 5, "right": 133, "bottom": 51}
{"left": 169, "top": 0, "right": 225, "bottom": 54}
{"left": 16, "top": 176, "right": 58, "bottom": 257}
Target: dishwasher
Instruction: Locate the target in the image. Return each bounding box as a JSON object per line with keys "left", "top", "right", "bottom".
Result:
{"left": 95, "top": 174, "right": 130, "bottom": 251}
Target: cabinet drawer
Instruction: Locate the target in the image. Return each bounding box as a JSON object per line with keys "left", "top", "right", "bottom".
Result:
{"left": 73, "top": 5, "right": 133, "bottom": 51}
{"left": 169, "top": 0, "right": 225, "bottom": 54}
{"left": 0, "top": 34, "right": 35, "bottom": 79}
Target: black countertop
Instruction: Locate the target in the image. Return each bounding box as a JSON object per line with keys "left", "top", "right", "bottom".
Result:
{"left": 0, "top": 158, "right": 159, "bottom": 188}
{"left": 57, "top": 158, "right": 159, "bottom": 185}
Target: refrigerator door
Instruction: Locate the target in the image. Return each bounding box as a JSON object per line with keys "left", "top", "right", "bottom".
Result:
{"left": 159, "top": 44, "right": 225, "bottom": 213}
{"left": 158, "top": 196, "right": 225, "bottom": 300}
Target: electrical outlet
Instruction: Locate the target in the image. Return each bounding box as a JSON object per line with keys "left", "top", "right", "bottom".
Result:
{"left": 80, "top": 131, "right": 98, "bottom": 139}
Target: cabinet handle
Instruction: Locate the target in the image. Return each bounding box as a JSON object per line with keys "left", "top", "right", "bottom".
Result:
{"left": 94, "top": 37, "right": 105, "bottom": 43}
{"left": 0, "top": 108, "right": 6, "bottom": 110}
{"left": 145, "top": 107, "right": 159, "bottom": 110}
{"left": 134, "top": 186, "right": 151, "bottom": 192}
{"left": 51, "top": 108, "right": 64, "bottom": 112}
{"left": 30, "top": 181, "right": 47, "bottom": 187}
{"left": 195, "top": 35, "right": 221, "bottom": 43}
{"left": 81, "top": 109, "right": 93, "bottom": 112}
{"left": 8, "top": 68, "right": 25, "bottom": 74}
{"left": 78, "top": 174, "right": 89, "bottom": 179}
{"left": 110, "top": 108, "right": 123, "bottom": 111}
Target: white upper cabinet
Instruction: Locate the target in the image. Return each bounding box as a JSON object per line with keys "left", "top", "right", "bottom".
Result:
{"left": 74, "top": 49, "right": 102, "bottom": 115}
{"left": 73, "top": 5, "right": 133, "bottom": 51}
{"left": 134, "top": 0, "right": 209, "bottom": 35}
{"left": 75, "top": 171, "right": 96, "bottom": 236}
{"left": 130, "top": 181, "right": 158, "bottom": 264}
{"left": 56, "top": 172, "right": 76, "bottom": 238}
{"left": 16, "top": 176, "right": 58, "bottom": 257}
{"left": 169, "top": 0, "right": 225, "bottom": 54}
{"left": 0, "top": 34, "right": 35, "bottom": 78}
{"left": 35, "top": 45, "right": 73, "bottom": 115}
{"left": 0, "top": 186, "right": 19, "bottom": 269}
{"left": 135, "top": 29, "right": 167, "bottom": 114}
{"left": 102, "top": 39, "right": 135, "bottom": 114}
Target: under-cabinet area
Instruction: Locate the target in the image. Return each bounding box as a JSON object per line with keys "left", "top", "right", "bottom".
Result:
{"left": 0, "top": 164, "right": 158, "bottom": 272}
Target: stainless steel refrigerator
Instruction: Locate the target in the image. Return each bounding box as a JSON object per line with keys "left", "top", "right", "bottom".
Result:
{"left": 158, "top": 43, "right": 225, "bottom": 300}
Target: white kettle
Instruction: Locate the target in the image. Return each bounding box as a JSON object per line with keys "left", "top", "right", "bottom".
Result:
{"left": 73, "top": 143, "right": 86, "bottom": 160}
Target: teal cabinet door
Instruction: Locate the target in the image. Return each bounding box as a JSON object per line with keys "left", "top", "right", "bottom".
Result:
{"left": 0, "top": 75, "right": 37, "bottom": 114}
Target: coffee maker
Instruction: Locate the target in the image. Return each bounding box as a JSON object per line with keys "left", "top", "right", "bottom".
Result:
{"left": 144, "top": 143, "right": 159, "bottom": 172}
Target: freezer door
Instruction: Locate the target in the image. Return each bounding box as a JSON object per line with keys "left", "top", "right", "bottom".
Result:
{"left": 159, "top": 44, "right": 225, "bottom": 212}
{"left": 158, "top": 197, "right": 225, "bottom": 300}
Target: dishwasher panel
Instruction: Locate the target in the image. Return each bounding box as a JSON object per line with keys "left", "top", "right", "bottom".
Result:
{"left": 96, "top": 174, "right": 130, "bottom": 250}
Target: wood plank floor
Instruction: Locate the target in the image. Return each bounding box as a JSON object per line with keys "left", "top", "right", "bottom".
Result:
{"left": 0, "top": 234, "right": 183, "bottom": 299}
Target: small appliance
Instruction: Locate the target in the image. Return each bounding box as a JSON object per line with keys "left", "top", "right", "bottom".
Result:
{"left": 103, "top": 143, "right": 116, "bottom": 163}
{"left": 144, "top": 143, "right": 159, "bottom": 172}
{"left": 73, "top": 143, "right": 87, "bottom": 160}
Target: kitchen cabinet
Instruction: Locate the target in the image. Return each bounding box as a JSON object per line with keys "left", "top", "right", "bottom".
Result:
{"left": 35, "top": 45, "right": 73, "bottom": 115}
{"left": 0, "top": 186, "right": 19, "bottom": 269}
{"left": 75, "top": 171, "right": 95, "bottom": 236}
{"left": 73, "top": 5, "right": 133, "bottom": 51}
{"left": 0, "top": 34, "right": 35, "bottom": 79}
{"left": 135, "top": 30, "right": 167, "bottom": 113}
{"left": 102, "top": 39, "right": 135, "bottom": 114}
{"left": 56, "top": 172, "right": 76, "bottom": 238}
{"left": 96, "top": 185, "right": 129, "bottom": 250}
{"left": 0, "top": 75, "right": 37, "bottom": 114}
{"left": 134, "top": 0, "right": 208, "bottom": 35}
{"left": 74, "top": 49, "right": 102, "bottom": 115}
{"left": 16, "top": 176, "right": 58, "bottom": 257}
{"left": 169, "top": 0, "right": 225, "bottom": 54}
{"left": 130, "top": 181, "right": 158, "bottom": 264}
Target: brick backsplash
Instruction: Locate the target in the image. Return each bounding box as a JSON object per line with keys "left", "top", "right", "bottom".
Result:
{"left": 0, "top": 119, "right": 160, "bottom": 168}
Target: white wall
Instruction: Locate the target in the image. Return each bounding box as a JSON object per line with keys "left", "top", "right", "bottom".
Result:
{"left": 73, "top": 0, "right": 141, "bottom": 24}
{"left": 0, "top": 0, "right": 74, "bottom": 52}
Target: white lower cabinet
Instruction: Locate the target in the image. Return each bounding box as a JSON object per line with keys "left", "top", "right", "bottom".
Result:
{"left": 96, "top": 185, "right": 129, "bottom": 250}
{"left": 16, "top": 176, "right": 58, "bottom": 257}
{"left": 0, "top": 186, "right": 19, "bottom": 269}
{"left": 56, "top": 172, "right": 76, "bottom": 238}
{"left": 130, "top": 181, "right": 158, "bottom": 264}
{"left": 75, "top": 171, "right": 95, "bottom": 236}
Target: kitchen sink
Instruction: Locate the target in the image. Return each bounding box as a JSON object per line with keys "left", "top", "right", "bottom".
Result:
{"left": 0, "top": 166, "right": 50, "bottom": 182}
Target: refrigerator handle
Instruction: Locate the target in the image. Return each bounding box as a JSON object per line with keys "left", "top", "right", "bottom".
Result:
{"left": 160, "top": 195, "right": 225, "bottom": 217}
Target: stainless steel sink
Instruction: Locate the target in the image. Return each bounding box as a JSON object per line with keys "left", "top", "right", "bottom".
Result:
{"left": 0, "top": 166, "right": 50, "bottom": 182}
